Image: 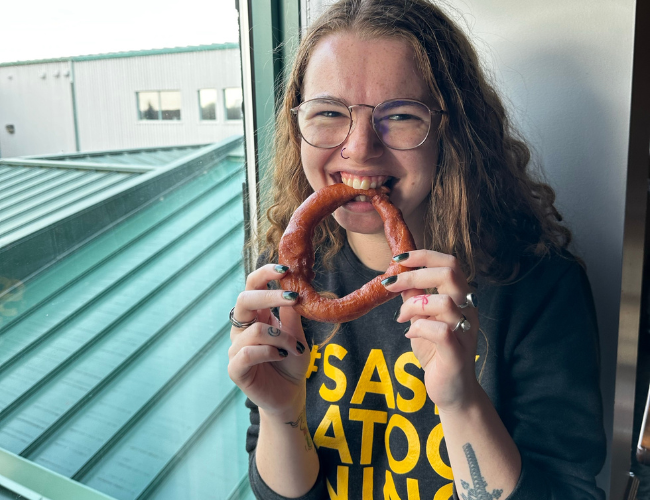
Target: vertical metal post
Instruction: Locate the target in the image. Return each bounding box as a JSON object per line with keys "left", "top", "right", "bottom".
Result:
{"left": 610, "top": 0, "right": 650, "bottom": 497}
{"left": 69, "top": 59, "right": 80, "bottom": 152}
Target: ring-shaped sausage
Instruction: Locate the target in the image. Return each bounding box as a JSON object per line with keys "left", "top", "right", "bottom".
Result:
{"left": 279, "top": 183, "right": 416, "bottom": 323}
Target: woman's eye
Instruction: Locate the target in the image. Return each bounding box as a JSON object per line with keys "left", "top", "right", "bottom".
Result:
{"left": 387, "top": 113, "right": 416, "bottom": 121}
{"left": 318, "top": 110, "right": 344, "bottom": 118}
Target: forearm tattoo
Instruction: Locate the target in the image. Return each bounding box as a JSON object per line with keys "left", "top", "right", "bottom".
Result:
{"left": 459, "top": 443, "right": 503, "bottom": 500}
{"left": 285, "top": 406, "right": 313, "bottom": 451}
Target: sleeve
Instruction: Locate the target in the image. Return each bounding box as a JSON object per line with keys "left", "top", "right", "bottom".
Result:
{"left": 500, "top": 259, "right": 607, "bottom": 500}
{"left": 245, "top": 398, "right": 328, "bottom": 500}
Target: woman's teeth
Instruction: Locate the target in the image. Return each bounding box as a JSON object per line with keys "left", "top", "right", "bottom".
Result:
{"left": 340, "top": 173, "right": 388, "bottom": 190}
{"left": 354, "top": 195, "right": 368, "bottom": 202}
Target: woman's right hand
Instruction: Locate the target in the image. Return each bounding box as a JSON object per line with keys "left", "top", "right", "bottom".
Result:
{"left": 228, "top": 264, "right": 310, "bottom": 418}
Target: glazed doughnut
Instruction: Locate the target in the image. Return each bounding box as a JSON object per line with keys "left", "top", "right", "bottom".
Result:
{"left": 279, "top": 183, "right": 416, "bottom": 323}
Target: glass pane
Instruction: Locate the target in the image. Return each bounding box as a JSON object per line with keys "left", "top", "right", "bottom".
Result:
{"left": 138, "top": 91, "right": 160, "bottom": 120}
{"left": 160, "top": 91, "right": 181, "bottom": 120}
{"left": 199, "top": 89, "right": 217, "bottom": 120}
{"left": 0, "top": 0, "right": 250, "bottom": 498}
{"left": 224, "top": 87, "right": 243, "bottom": 120}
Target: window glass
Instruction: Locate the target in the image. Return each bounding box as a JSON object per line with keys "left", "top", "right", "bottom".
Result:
{"left": 0, "top": 0, "right": 252, "bottom": 498}
{"left": 160, "top": 90, "right": 182, "bottom": 120}
{"left": 224, "top": 87, "right": 243, "bottom": 120}
{"left": 199, "top": 89, "right": 218, "bottom": 120}
{"left": 138, "top": 91, "right": 161, "bottom": 120}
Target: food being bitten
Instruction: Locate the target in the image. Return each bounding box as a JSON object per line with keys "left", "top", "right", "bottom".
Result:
{"left": 278, "top": 183, "right": 416, "bottom": 323}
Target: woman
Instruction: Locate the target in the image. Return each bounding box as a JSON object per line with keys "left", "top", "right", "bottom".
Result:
{"left": 228, "top": 0, "right": 606, "bottom": 498}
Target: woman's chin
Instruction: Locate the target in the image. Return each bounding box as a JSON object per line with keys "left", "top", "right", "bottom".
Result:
{"left": 333, "top": 208, "right": 385, "bottom": 236}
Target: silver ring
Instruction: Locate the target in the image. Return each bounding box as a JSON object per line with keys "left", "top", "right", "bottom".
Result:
{"left": 452, "top": 314, "right": 471, "bottom": 332}
{"left": 229, "top": 306, "right": 258, "bottom": 329}
{"left": 458, "top": 292, "right": 478, "bottom": 309}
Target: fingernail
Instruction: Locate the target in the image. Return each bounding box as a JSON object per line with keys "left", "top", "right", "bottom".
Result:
{"left": 393, "top": 307, "right": 401, "bottom": 321}
{"left": 296, "top": 341, "right": 305, "bottom": 354}
{"left": 277, "top": 348, "right": 288, "bottom": 357}
{"left": 275, "top": 264, "right": 289, "bottom": 273}
{"left": 381, "top": 276, "right": 398, "bottom": 287}
{"left": 282, "top": 291, "right": 299, "bottom": 300}
{"left": 393, "top": 252, "right": 410, "bottom": 262}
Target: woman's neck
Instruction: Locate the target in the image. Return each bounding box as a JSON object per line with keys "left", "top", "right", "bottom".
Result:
{"left": 347, "top": 216, "right": 425, "bottom": 272}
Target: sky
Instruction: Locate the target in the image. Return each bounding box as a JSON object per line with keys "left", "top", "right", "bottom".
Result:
{"left": 1, "top": 0, "right": 240, "bottom": 64}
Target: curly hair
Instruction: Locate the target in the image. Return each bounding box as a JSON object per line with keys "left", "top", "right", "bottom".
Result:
{"left": 257, "top": 0, "right": 572, "bottom": 282}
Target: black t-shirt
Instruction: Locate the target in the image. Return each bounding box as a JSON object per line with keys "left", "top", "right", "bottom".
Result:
{"left": 246, "top": 242, "right": 606, "bottom": 500}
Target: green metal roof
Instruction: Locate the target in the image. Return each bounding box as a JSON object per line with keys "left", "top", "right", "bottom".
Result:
{"left": 0, "top": 43, "right": 240, "bottom": 68}
{"left": 0, "top": 140, "right": 253, "bottom": 499}
{"left": 33, "top": 144, "right": 211, "bottom": 167}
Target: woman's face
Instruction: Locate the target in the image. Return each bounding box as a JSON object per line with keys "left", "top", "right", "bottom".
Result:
{"left": 300, "top": 32, "right": 440, "bottom": 238}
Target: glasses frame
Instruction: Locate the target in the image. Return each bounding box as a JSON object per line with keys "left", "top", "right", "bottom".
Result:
{"left": 290, "top": 97, "right": 446, "bottom": 151}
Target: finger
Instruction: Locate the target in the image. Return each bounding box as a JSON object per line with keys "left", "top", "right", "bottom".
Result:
{"left": 228, "top": 345, "right": 290, "bottom": 383}
{"left": 382, "top": 266, "right": 466, "bottom": 304}
{"left": 244, "top": 263, "right": 290, "bottom": 291}
{"left": 232, "top": 288, "right": 299, "bottom": 329}
{"left": 229, "top": 322, "right": 306, "bottom": 356}
{"left": 397, "top": 294, "right": 464, "bottom": 325}
{"left": 405, "top": 318, "right": 462, "bottom": 360}
{"left": 391, "top": 250, "right": 463, "bottom": 275}
{"left": 279, "top": 304, "right": 307, "bottom": 344}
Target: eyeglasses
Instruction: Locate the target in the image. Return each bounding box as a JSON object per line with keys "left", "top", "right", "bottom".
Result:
{"left": 291, "top": 98, "right": 446, "bottom": 150}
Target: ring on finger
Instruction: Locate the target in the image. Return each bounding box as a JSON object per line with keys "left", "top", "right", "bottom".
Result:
{"left": 229, "top": 306, "right": 258, "bottom": 329}
{"left": 458, "top": 292, "right": 478, "bottom": 309}
{"left": 452, "top": 314, "right": 471, "bottom": 332}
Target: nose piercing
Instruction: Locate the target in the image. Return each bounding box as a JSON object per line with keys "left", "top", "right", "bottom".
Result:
{"left": 341, "top": 148, "right": 349, "bottom": 159}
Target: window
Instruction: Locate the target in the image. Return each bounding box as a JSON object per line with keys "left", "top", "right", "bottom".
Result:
{"left": 224, "top": 87, "right": 243, "bottom": 120}
{"left": 137, "top": 90, "right": 181, "bottom": 120}
{"left": 198, "top": 89, "right": 217, "bottom": 120}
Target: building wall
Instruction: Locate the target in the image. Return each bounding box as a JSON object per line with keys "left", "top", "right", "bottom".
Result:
{"left": 0, "top": 61, "right": 77, "bottom": 158}
{"left": 302, "top": 0, "right": 636, "bottom": 495}
{"left": 73, "top": 48, "right": 243, "bottom": 151}
{"left": 0, "top": 47, "right": 243, "bottom": 157}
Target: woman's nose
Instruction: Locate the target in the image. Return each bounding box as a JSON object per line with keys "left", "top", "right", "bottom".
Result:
{"left": 343, "top": 108, "right": 384, "bottom": 161}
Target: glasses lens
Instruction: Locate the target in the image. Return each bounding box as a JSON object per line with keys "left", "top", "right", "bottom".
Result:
{"left": 296, "top": 99, "right": 351, "bottom": 148}
{"left": 373, "top": 100, "right": 432, "bottom": 149}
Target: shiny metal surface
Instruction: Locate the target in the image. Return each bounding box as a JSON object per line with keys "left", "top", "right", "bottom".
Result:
{"left": 610, "top": 0, "right": 650, "bottom": 497}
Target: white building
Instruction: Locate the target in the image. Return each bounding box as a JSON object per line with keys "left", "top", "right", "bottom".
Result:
{"left": 0, "top": 44, "right": 243, "bottom": 158}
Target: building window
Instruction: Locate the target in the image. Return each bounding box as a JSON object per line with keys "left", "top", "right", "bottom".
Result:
{"left": 137, "top": 90, "right": 181, "bottom": 120}
{"left": 224, "top": 87, "right": 243, "bottom": 120}
{"left": 198, "top": 89, "right": 217, "bottom": 120}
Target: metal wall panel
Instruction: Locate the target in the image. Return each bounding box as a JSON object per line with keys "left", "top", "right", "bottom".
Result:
{"left": 73, "top": 49, "right": 243, "bottom": 152}
{"left": 0, "top": 62, "right": 77, "bottom": 158}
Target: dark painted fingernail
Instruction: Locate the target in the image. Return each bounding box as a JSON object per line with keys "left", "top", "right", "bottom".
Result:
{"left": 277, "top": 348, "right": 288, "bottom": 357}
{"left": 404, "top": 326, "right": 410, "bottom": 334}
{"left": 393, "top": 252, "right": 410, "bottom": 262}
{"left": 381, "top": 276, "right": 398, "bottom": 287}
{"left": 275, "top": 264, "right": 289, "bottom": 273}
{"left": 282, "top": 291, "right": 299, "bottom": 300}
{"left": 393, "top": 307, "right": 401, "bottom": 321}
{"left": 296, "top": 341, "right": 305, "bottom": 354}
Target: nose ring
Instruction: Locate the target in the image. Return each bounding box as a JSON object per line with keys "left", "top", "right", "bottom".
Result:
{"left": 341, "top": 148, "right": 349, "bottom": 159}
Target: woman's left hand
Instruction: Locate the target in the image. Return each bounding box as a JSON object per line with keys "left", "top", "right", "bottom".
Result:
{"left": 382, "top": 249, "right": 480, "bottom": 412}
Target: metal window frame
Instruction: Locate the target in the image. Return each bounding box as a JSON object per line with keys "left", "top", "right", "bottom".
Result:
{"left": 238, "top": 0, "right": 300, "bottom": 274}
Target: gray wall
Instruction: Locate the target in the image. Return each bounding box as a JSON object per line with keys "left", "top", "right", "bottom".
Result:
{"left": 0, "top": 62, "right": 77, "bottom": 157}
{"left": 303, "top": 0, "right": 637, "bottom": 495}
{"left": 74, "top": 49, "right": 243, "bottom": 151}
{"left": 0, "top": 48, "right": 243, "bottom": 157}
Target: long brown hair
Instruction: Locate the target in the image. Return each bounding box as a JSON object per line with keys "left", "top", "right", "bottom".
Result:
{"left": 258, "top": 0, "right": 572, "bottom": 282}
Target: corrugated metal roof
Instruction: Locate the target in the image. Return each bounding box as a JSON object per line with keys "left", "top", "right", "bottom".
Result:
{"left": 0, "top": 164, "right": 135, "bottom": 242}
{"left": 32, "top": 144, "right": 210, "bottom": 167}
{"left": 0, "top": 143, "right": 253, "bottom": 499}
{"left": 0, "top": 44, "right": 240, "bottom": 68}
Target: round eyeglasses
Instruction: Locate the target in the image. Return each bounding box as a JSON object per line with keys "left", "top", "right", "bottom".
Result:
{"left": 291, "top": 98, "right": 446, "bottom": 151}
